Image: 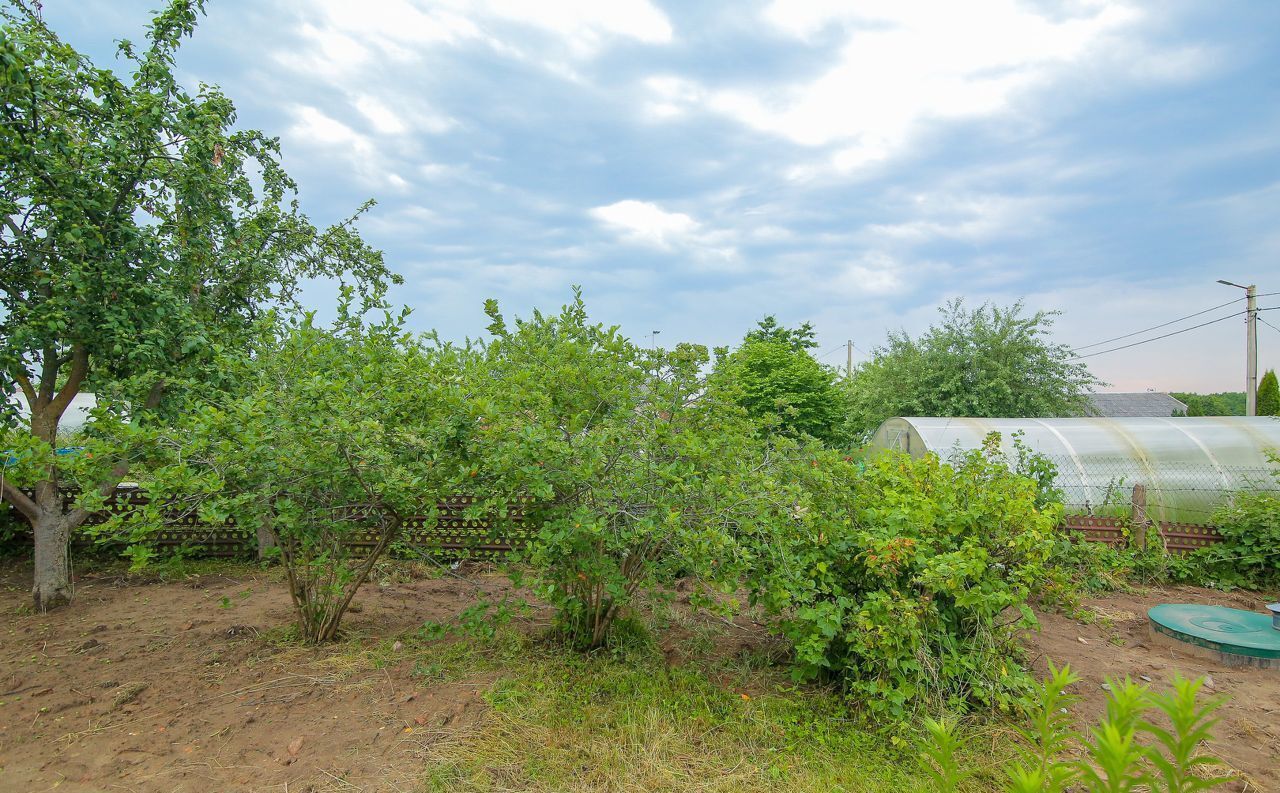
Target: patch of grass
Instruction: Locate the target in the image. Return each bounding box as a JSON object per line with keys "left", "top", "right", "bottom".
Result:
{"left": 420, "top": 646, "right": 1012, "bottom": 792}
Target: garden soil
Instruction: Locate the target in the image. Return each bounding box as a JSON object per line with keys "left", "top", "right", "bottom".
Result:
{"left": 1025, "top": 586, "right": 1280, "bottom": 792}
{"left": 0, "top": 561, "right": 1276, "bottom": 792}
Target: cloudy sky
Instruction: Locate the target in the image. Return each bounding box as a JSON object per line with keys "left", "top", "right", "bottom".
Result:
{"left": 46, "top": 0, "right": 1280, "bottom": 392}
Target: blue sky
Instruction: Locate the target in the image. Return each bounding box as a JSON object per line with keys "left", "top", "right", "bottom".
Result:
{"left": 45, "top": 0, "right": 1280, "bottom": 392}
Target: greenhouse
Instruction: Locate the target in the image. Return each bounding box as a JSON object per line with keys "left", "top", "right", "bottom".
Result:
{"left": 870, "top": 416, "right": 1280, "bottom": 523}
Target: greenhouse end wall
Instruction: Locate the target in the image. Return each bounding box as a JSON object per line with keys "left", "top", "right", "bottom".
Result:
{"left": 870, "top": 417, "right": 1280, "bottom": 523}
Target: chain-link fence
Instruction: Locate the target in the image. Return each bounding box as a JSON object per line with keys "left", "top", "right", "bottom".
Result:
{"left": 1039, "top": 454, "right": 1279, "bottom": 524}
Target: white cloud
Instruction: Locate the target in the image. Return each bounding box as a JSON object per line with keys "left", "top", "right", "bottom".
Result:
{"left": 864, "top": 193, "right": 1063, "bottom": 243}
{"left": 642, "top": 76, "right": 704, "bottom": 120}
{"left": 289, "top": 106, "right": 372, "bottom": 151}
{"left": 279, "top": 0, "right": 671, "bottom": 73}
{"left": 641, "top": 1, "right": 1204, "bottom": 174}
{"left": 472, "top": 0, "right": 672, "bottom": 53}
{"left": 838, "top": 254, "right": 905, "bottom": 296}
{"left": 285, "top": 105, "right": 408, "bottom": 191}
{"left": 355, "top": 96, "right": 408, "bottom": 135}
{"left": 590, "top": 199, "right": 700, "bottom": 248}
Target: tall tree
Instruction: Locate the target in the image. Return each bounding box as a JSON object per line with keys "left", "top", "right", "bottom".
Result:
{"left": 743, "top": 315, "right": 819, "bottom": 352}
{"left": 1258, "top": 370, "right": 1280, "bottom": 417}
{"left": 713, "top": 316, "right": 843, "bottom": 443}
{"left": 842, "top": 300, "right": 1101, "bottom": 440}
{"left": 0, "top": 1, "right": 398, "bottom": 610}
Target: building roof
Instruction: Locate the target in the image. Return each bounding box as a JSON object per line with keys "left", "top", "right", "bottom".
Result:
{"left": 1086, "top": 392, "right": 1188, "bottom": 418}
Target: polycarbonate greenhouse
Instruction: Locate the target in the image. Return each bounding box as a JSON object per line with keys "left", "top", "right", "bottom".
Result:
{"left": 870, "top": 416, "right": 1280, "bottom": 523}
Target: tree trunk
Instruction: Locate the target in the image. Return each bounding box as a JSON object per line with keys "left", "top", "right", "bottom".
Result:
{"left": 256, "top": 505, "right": 277, "bottom": 561}
{"left": 256, "top": 523, "right": 276, "bottom": 560}
{"left": 32, "top": 512, "right": 73, "bottom": 611}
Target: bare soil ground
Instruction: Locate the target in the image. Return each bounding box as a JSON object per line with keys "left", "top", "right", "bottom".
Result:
{"left": 0, "top": 560, "right": 520, "bottom": 793}
{"left": 1025, "top": 586, "right": 1280, "bottom": 792}
{"left": 0, "top": 561, "right": 1276, "bottom": 792}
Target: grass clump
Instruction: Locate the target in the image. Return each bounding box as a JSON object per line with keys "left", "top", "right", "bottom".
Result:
{"left": 421, "top": 644, "right": 1011, "bottom": 792}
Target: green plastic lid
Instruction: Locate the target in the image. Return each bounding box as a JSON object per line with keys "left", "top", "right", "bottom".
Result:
{"left": 1149, "top": 604, "right": 1280, "bottom": 660}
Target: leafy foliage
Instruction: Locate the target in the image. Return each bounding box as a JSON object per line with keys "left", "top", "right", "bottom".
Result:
{"left": 1258, "top": 369, "right": 1279, "bottom": 416}
{"left": 1169, "top": 392, "right": 1244, "bottom": 417}
{"left": 742, "top": 315, "right": 819, "bottom": 351}
{"left": 712, "top": 316, "right": 844, "bottom": 444}
{"left": 1190, "top": 466, "right": 1280, "bottom": 589}
{"left": 0, "top": 0, "right": 396, "bottom": 609}
{"left": 127, "top": 298, "right": 470, "bottom": 642}
{"left": 922, "top": 665, "right": 1229, "bottom": 793}
{"left": 467, "top": 291, "right": 775, "bottom": 649}
{"left": 841, "top": 300, "right": 1101, "bottom": 441}
{"left": 748, "top": 437, "right": 1062, "bottom": 717}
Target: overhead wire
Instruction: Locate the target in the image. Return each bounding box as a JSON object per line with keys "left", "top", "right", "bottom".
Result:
{"left": 1069, "top": 311, "right": 1244, "bottom": 359}
{"left": 1071, "top": 296, "right": 1244, "bottom": 351}
{"left": 816, "top": 345, "right": 845, "bottom": 361}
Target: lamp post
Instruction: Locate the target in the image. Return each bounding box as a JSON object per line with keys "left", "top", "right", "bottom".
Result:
{"left": 1217, "top": 279, "right": 1257, "bottom": 416}
{"left": 649, "top": 330, "right": 661, "bottom": 350}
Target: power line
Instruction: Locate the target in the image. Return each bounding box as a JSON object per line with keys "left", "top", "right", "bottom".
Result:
{"left": 1071, "top": 297, "right": 1244, "bottom": 351}
{"left": 816, "top": 345, "right": 845, "bottom": 361}
{"left": 1069, "top": 311, "right": 1244, "bottom": 360}
{"left": 1259, "top": 315, "right": 1280, "bottom": 336}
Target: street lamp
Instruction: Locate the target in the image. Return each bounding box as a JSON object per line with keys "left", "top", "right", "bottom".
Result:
{"left": 649, "top": 330, "right": 661, "bottom": 349}
{"left": 1217, "top": 279, "right": 1258, "bottom": 416}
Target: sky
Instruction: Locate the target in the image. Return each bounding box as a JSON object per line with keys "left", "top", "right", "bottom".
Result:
{"left": 41, "top": 0, "right": 1280, "bottom": 392}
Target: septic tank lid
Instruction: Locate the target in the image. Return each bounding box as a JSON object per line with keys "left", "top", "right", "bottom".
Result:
{"left": 1148, "top": 604, "right": 1280, "bottom": 660}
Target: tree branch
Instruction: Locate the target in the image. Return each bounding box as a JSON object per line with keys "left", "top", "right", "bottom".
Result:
{"left": 0, "top": 479, "right": 39, "bottom": 523}
{"left": 10, "top": 366, "right": 37, "bottom": 408}
{"left": 37, "top": 339, "right": 57, "bottom": 403}
{"left": 45, "top": 344, "right": 88, "bottom": 423}
{"left": 1, "top": 215, "right": 26, "bottom": 240}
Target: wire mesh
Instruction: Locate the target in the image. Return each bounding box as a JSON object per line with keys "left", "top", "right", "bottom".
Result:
{"left": 1041, "top": 455, "right": 1279, "bottom": 524}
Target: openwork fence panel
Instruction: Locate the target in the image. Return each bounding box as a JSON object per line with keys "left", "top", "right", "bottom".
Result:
{"left": 28, "top": 487, "right": 531, "bottom": 559}
{"left": 1060, "top": 513, "right": 1225, "bottom": 553}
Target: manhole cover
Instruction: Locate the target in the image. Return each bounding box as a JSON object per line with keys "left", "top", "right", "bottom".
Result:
{"left": 1148, "top": 604, "right": 1280, "bottom": 661}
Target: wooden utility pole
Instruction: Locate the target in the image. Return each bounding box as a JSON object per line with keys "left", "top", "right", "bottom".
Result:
{"left": 1246, "top": 284, "right": 1258, "bottom": 416}
{"left": 1218, "top": 279, "right": 1259, "bottom": 416}
{"left": 846, "top": 339, "right": 853, "bottom": 378}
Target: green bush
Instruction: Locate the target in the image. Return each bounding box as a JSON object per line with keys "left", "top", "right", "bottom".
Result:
{"left": 922, "top": 664, "right": 1230, "bottom": 792}
{"left": 467, "top": 291, "right": 775, "bottom": 650}
{"left": 749, "top": 437, "right": 1062, "bottom": 718}
{"left": 132, "top": 297, "right": 472, "bottom": 643}
{"left": 1190, "top": 488, "right": 1280, "bottom": 589}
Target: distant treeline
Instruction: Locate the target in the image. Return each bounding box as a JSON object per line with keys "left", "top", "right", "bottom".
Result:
{"left": 1170, "top": 392, "right": 1244, "bottom": 416}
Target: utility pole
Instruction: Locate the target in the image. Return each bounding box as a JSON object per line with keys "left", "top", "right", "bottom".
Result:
{"left": 1217, "top": 280, "right": 1258, "bottom": 416}
{"left": 846, "top": 339, "right": 853, "bottom": 378}
{"left": 1246, "top": 284, "right": 1257, "bottom": 417}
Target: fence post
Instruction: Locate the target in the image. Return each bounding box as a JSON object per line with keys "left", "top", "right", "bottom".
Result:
{"left": 1130, "top": 484, "right": 1148, "bottom": 550}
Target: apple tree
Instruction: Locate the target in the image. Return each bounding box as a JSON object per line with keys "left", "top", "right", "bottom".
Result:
{"left": 0, "top": 1, "right": 398, "bottom": 609}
